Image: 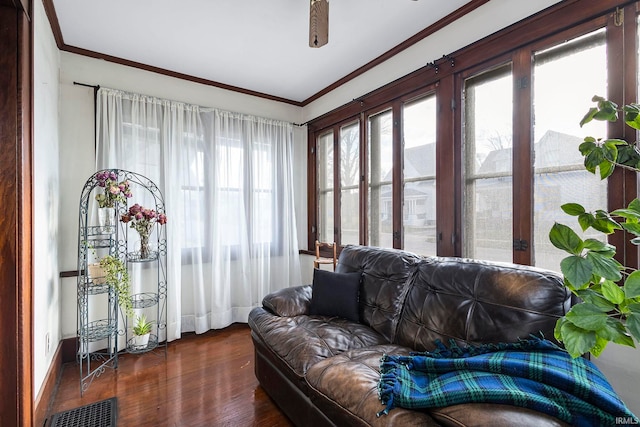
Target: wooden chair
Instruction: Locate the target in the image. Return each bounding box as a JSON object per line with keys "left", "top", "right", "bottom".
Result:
{"left": 314, "top": 240, "right": 337, "bottom": 270}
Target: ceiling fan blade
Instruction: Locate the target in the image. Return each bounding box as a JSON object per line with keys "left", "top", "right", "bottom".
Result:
{"left": 309, "top": 0, "right": 329, "bottom": 48}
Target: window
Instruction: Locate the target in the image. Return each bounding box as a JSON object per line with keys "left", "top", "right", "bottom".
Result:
{"left": 403, "top": 95, "right": 437, "bottom": 255}
{"left": 463, "top": 66, "right": 513, "bottom": 262}
{"left": 340, "top": 122, "right": 360, "bottom": 245}
{"left": 532, "top": 30, "right": 608, "bottom": 271}
{"left": 367, "top": 110, "right": 393, "bottom": 248}
{"left": 307, "top": 2, "right": 635, "bottom": 272}
{"left": 317, "top": 131, "right": 334, "bottom": 242}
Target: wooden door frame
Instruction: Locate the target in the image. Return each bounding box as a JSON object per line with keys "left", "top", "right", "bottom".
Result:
{"left": 0, "top": 1, "right": 34, "bottom": 426}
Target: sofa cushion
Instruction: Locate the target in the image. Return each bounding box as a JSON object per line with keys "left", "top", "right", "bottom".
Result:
{"left": 395, "top": 256, "right": 571, "bottom": 351}
{"left": 335, "top": 245, "right": 421, "bottom": 343}
{"left": 262, "top": 284, "right": 312, "bottom": 317}
{"left": 310, "top": 269, "right": 361, "bottom": 322}
{"left": 305, "top": 344, "right": 439, "bottom": 426}
{"left": 248, "top": 306, "right": 388, "bottom": 378}
{"left": 430, "top": 404, "right": 570, "bottom": 427}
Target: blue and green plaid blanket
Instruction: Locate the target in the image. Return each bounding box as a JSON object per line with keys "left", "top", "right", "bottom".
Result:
{"left": 377, "top": 337, "right": 637, "bottom": 426}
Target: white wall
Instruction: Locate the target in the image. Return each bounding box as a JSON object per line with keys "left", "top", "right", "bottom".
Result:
{"left": 594, "top": 337, "right": 640, "bottom": 414}
{"left": 33, "top": 0, "right": 61, "bottom": 400}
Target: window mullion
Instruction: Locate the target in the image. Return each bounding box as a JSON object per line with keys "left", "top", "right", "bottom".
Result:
{"left": 512, "top": 50, "right": 534, "bottom": 266}
{"left": 392, "top": 102, "right": 403, "bottom": 249}
{"left": 359, "top": 113, "right": 368, "bottom": 246}
{"left": 333, "top": 126, "right": 341, "bottom": 245}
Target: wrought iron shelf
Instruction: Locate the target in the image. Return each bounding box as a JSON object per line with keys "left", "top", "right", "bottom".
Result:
{"left": 127, "top": 251, "right": 159, "bottom": 262}
{"left": 77, "top": 169, "right": 168, "bottom": 395}
{"left": 79, "top": 319, "right": 117, "bottom": 342}
{"left": 131, "top": 292, "right": 159, "bottom": 309}
{"left": 126, "top": 334, "right": 159, "bottom": 354}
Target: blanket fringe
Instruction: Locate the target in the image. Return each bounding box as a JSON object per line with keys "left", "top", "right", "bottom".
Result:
{"left": 411, "top": 333, "right": 556, "bottom": 359}
{"left": 377, "top": 354, "right": 399, "bottom": 417}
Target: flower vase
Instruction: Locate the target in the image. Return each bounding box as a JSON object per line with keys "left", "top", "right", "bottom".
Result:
{"left": 139, "top": 231, "right": 150, "bottom": 259}
{"left": 98, "top": 207, "right": 115, "bottom": 228}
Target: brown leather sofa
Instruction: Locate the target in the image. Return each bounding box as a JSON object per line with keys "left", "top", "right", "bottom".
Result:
{"left": 248, "top": 245, "right": 573, "bottom": 426}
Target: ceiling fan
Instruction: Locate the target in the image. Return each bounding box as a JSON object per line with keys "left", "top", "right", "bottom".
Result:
{"left": 309, "top": 0, "right": 329, "bottom": 48}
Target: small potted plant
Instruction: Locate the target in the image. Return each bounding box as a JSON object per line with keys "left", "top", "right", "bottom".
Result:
{"left": 132, "top": 313, "right": 153, "bottom": 349}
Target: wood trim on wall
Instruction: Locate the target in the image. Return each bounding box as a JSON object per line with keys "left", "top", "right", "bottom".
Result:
{"left": 0, "top": 2, "right": 34, "bottom": 427}
{"left": 301, "top": 0, "right": 490, "bottom": 105}
{"left": 39, "top": 0, "right": 489, "bottom": 107}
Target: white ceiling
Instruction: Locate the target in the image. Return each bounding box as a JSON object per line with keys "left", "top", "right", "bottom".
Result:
{"left": 51, "top": 0, "right": 473, "bottom": 103}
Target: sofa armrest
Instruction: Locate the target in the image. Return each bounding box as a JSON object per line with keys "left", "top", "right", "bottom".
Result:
{"left": 262, "top": 285, "right": 312, "bottom": 317}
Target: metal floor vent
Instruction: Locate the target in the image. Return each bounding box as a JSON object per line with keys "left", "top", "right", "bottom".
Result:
{"left": 48, "top": 397, "right": 117, "bottom": 427}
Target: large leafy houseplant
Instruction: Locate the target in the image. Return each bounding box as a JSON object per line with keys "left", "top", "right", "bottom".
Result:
{"left": 550, "top": 96, "right": 640, "bottom": 358}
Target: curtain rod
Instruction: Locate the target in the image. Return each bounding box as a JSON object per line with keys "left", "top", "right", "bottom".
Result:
{"left": 73, "top": 81, "right": 100, "bottom": 89}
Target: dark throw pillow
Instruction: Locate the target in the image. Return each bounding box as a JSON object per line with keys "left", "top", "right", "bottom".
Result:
{"left": 310, "top": 268, "right": 361, "bottom": 322}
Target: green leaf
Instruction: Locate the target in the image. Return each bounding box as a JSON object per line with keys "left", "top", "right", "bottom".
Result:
{"left": 611, "top": 208, "right": 640, "bottom": 222}
{"left": 623, "top": 103, "right": 640, "bottom": 130}
{"left": 554, "top": 317, "right": 566, "bottom": 343}
{"left": 574, "top": 288, "right": 616, "bottom": 312}
{"left": 599, "top": 318, "right": 635, "bottom": 347}
{"left": 560, "top": 255, "right": 592, "bottom": 288}
{"left": 549, "top": 223, "right": 583, "bottom": 254}
{"left": 579, "top": 139, "right": 597, "bottom": 155}
{"left": 616, "top": 145, "right": 640, "bottom": 169}
{"left": 559, "top": 321, "right": 596, "bottom": 358}
{"left": 594, "top": 98, "right": 619, "bottom": 121}
{"left": 565, "top": 303, "right": 609, "bottom": 331}
{"left": 583, "top": 238, "right": 615, "bottom": 256}
{"left": 624, "top": 271, "right": 640, "bottom": 298}
{"left": 629, "top": 198, "right": 640, "bottom": 213}
{"left": 561, "top": 203, "right": 586, "bottom": 216}
{"left": 586, "top": 251, "right": 622, "bottom": 281}
{"left": 598, "top": 160, "right": 615, "bottom": 180}
{"left": 601, "top": 280, "right": 625, "bottom": 304}
{"left": 578, "top": 213, "right": 595, "bottom": 231}
{"left": 577, "top": 213, "right": 594, "bottom": 231}
{"left": 626, "top": 308, "right": 640, "bottom": 342}
{"left": 590, "top": 336, "right": 609, "bottom": 357}
{"left": 602, "top": 141, "right": 619, "bottom": 161}
{"left": 584, "top": 148, "right": 604, "bottom": 174}
{"left": 580, "top": 107, "right": 600, "bottom": 127}
{"left": 590, "top": 216, "right": 622, "bottom": 234}
{"left": 622, "top": 222, "right": 640, "bottom": 236}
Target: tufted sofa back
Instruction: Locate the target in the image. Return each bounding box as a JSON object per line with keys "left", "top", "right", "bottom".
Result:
{"left": 335, "top": 245, "right": 421, "bottom": 343}
{"left": 395, "top": 256, "right": 572, "bottom": 350}
{"left": 335, "top": 246, "right": 572, "bottom": 349}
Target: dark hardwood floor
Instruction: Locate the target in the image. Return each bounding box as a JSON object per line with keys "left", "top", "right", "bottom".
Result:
{"left": 47, "top": 324, "right": 294, "bottom": 427}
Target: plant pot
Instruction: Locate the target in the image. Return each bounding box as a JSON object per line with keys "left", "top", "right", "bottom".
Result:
{"left": 132, "top": 333, "right": 150, "bottom": 350}
{"left": 98, "top": 207, "right": 116, "bottom": 228}
{"left": 87, "top": 263, "right": 106, "bottom": 284}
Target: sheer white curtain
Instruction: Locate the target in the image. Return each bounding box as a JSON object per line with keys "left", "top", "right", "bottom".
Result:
{"left": 96, "top": 87, "right": 301, "bottom": 339}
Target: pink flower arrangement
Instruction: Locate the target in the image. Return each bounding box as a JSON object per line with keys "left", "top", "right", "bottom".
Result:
{"left": 120, "top": 204, "right": 168, "bottom": 236}
{"left": 95, "top": 170, "right": 132, "bottom": 208}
